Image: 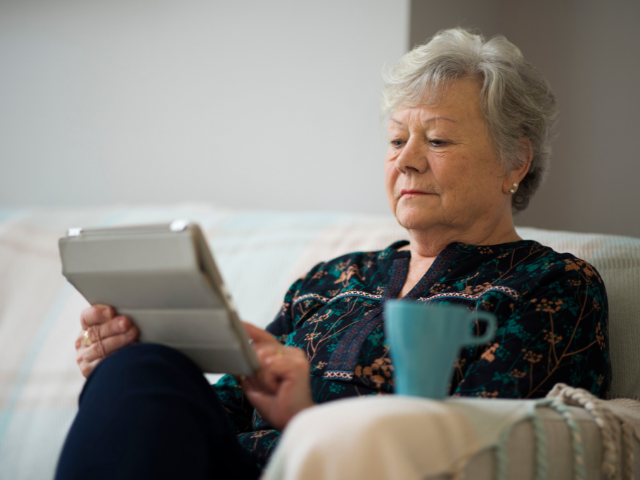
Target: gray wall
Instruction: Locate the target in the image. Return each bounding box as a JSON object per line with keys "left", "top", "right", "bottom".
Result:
{"left": 3, "top": 0, "right": 639, "bottom": 239}
{"left": 411, "top": 0, "right": 640, "bottom": 238}
{"left": 0, "top": 0, "right": 408, "bottom": 214}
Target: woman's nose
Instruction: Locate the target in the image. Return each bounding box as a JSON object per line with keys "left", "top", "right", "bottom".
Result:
{"left": 396, "top": 139, "right": 428, "bottom": 174}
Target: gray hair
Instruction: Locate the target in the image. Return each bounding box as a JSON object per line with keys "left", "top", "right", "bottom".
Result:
{"left": 382, "top": 28, "right": 559, "bottom": 212}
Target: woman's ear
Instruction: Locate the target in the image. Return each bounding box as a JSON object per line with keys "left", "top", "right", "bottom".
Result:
{"left": 503, "top": 138, "right": 533, "bottom": 194}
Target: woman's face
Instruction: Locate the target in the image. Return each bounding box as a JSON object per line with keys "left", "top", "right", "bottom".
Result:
{"left": 385, "top": 78, "right": 513, "bottom": 242}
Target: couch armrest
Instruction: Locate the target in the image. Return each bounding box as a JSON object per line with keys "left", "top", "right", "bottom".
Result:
{"left": 263, "top": 396, "right": 636, "bottom": 480}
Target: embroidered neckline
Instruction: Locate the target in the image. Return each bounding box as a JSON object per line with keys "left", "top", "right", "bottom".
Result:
{"left": 292, "top": 291, "right": 383, "bottom": 307}
{"left": 416, "top": 285, "right": 521, "bottom": 302}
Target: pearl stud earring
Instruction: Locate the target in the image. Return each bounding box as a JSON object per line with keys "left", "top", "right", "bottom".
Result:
{"left": 509, "top": 183, "right": 518, "bottom": 194}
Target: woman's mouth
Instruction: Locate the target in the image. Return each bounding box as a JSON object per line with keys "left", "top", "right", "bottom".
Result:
{"left": 400, "top": 189, "right": 434, "bottom": 197}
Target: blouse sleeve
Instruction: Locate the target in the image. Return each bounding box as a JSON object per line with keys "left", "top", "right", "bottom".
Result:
{"left": 453, "top": 257, "right": 611, "bottom": 400}
{"left": 212, "top": 262, "right": 326, "bottom": 434}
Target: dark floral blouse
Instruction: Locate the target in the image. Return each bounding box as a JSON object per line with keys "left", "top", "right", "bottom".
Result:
{"left": 214, "top": 240, "right": 611, "bottom": 468}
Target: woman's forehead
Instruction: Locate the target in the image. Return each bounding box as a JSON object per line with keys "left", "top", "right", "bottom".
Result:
{"left": 389, "top": 113, "right": 457, "bottom": 128}
{"left": 391, "top": 80, "right": 484, "bottom": 127}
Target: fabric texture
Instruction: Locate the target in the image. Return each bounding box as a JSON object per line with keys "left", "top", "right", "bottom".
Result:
{"left": 262, "top": 396, "right": 487, "bottom": 480}
{"left": 55, "top": 343, "right": 261, "bottom": 480}
{"left": 515, "top": 227, "right": 640, "bottom": 400}
{"left": 546, "top": 383, "right": 640, "bottom": 480}
{"left": 0, "top": 204, "right": 638, "bottom": 479}
{"left": 262, "top": 395, "right": 640, "bottom": 480}
{"left": 215, "top": 239, "right": 610, "bottom": 466}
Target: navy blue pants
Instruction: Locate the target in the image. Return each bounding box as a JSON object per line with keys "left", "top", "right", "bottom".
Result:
{"left": 55, "top": 344, "right": 261, "bottom": 480}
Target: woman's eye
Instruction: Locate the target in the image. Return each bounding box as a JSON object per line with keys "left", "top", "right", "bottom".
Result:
{"left": 390, "top": 140, "right": 404, "bottom": 148}
{"left": 429, "top": 139, "right": 447, "bottom": 147}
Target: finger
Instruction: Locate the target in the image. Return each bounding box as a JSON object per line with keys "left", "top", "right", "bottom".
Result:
{"left": 253, "top": 346, "right": 305, "bottom": 392}
{"left": 234, "top": 373, "right": 263, "bottom": 389}
{"left": 241, "top": 376, "right": 261, "bottom": 393}
{"left": 243, "top": 322, "right": 280, "bottom": 346}
{"left": 75, "top": 329, "right": 86, "bottom": 350}
{"left": 242, "top": 375, "right": 277, "bottom": 398}
{"left": 242, "top": 387, "right": 272, "bottom": 415}
{"left": 82, "top": 329, "right": 138, "bottom": 363}
{"left": 254, "top": 344, "right": 284, "bottom": 362}
{"left": 84, "top": 328, "right": 138, "bottom": 362}
{"left": 242, "top": 358, "right": 279, "bottom": 394}
{"left": 243, "top": 386, "right": 272, "bottom": 407}
{"left": 81, "top": 305, "right": 115, "bottom": 330}
{"left": 240, "top": 375, "right": 264, "bottom": 395}
{"left": 245, "top": 361, "right": 279, "bottom": 394}
{"left": 79, "top": 358, "right": 102, "bottom": 378}
{"left": 263, "top": 349, "right": 310, "bottom": 378}
{"left": 85, "top": 316, "right": 133, "bottom": 344}
{"left": 255, "top": 346, "right": 287, "bottom": 385}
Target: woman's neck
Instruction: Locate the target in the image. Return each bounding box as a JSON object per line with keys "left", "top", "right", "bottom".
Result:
{"left": 397, "top": 220, "right": 521, "bottom": 298}
{"left": 405, "top": 212, "right": 521, "bottom": 258}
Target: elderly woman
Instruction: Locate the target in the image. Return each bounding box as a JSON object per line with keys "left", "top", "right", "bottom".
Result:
{"left": 56, "top": 28, "right": 610, "bottom": 480}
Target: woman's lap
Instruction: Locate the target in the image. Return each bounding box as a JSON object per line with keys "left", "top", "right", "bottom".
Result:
{"left": 55, "top": 343, "right": 261, "bottom": 480}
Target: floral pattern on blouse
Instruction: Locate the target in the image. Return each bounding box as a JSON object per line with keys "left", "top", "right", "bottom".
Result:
{"left": 214, "top": 240, "right": 611, "bottom": 468}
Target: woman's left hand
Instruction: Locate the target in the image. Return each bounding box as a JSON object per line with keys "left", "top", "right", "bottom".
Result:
{"left": 240, "top": 322, "right": 315, "bottom": 431}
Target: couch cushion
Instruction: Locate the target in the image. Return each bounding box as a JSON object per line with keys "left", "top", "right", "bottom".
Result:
{"left": 515, "top": 227, "right": 640, "bottom": 400}
{"left": 0, "top": 205, "right": 638, "bottom": 479}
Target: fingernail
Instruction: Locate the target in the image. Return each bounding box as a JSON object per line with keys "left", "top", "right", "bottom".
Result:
{"left": 102, "top": 307, "right": 112, "bottom": 318}
{"left": 119, "top": 318, "right": 127, "bottom": 330}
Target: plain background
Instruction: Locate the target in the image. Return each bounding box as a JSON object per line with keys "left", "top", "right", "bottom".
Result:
{"left": 1, "top": 0, "right": 639, "bottom": 238}
{"left": 410, "top": 0, "right": 640, "bottom": 238}
{"left": 0, "top": 0, "right": 408, "bottom": 215}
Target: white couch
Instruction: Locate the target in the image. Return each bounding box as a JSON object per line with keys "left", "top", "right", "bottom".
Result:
{"left": 1, "top": 204, "right": 639, "bottom": 479}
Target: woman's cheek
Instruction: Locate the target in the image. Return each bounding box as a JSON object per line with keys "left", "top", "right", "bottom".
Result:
{"left": 384, "top": 164, "right": 399, "bottom": 209}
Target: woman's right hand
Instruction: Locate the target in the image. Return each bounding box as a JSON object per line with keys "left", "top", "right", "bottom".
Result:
{"left": 76, "top": 305, "right": 139, "bottom": 378}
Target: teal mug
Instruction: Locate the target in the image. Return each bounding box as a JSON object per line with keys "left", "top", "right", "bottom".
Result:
{"left": 384, "top": 301, "right": 497, "bottom": 399}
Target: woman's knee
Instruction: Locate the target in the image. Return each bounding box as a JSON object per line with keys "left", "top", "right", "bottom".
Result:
{"left": 81, "top": 343, "right": 205, "bottom": 404}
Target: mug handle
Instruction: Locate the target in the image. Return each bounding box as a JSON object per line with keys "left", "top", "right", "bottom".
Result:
{"left": 462, "top": 312, "right": 497, "bottom": 346}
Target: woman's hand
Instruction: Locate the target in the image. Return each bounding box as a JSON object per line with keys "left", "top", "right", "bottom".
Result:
{"left": 240, "top": 322, "right": 315, "bottom": 431}
{"left": 76, "top": 305, "right": 139, "bottom": 378}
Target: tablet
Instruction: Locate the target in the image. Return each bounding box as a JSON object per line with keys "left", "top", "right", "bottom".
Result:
{"left": 59, "top": 220, "right": 260, "bottom": 375}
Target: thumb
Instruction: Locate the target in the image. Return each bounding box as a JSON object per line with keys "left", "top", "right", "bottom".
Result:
{"left": 243, "top": 321, "right": 280, "bottom": 345}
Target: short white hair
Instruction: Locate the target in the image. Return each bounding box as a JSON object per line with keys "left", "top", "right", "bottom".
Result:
{"left": 382, "top": 28, "right": 559, "bottom": 212}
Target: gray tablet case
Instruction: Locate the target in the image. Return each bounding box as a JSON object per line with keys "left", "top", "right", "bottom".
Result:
{"left": 58, "top": 220, "right": 260, "bottom": 375}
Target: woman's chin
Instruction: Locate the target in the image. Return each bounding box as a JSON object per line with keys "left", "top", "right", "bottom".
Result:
{"left": 394, "top": 208, "right": 437, "bottom": 232}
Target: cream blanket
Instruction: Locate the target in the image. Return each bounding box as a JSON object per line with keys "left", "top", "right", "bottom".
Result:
{"left": 261, "top": 396, "right": 536, "bottom": 480}
{"left": 262, "top": 390, "right": 640, "bottom": 480}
